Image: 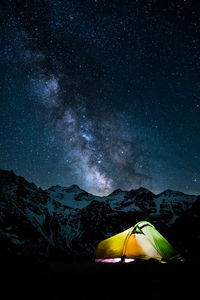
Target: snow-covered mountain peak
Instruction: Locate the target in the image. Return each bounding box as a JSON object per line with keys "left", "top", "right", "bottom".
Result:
{"left": 46, "top": 184, "right": 94, "bottom": 210}
{"left": 160, "top": 189, "right": 186, "bottom": 196}
{"left": 134, "top": 187, "right": 154, "bottom": 195}
{"left": 107, "top": 188, "right": 124, "bottom": 197}
{"left": 67, "top": 184, "right": 82, "bottom": 193}
{"left": 156, "top": 189, "right": 197, "bottom": 202}
{"left": 47, "top": 184, "right": 84, "bottom": 195}
{"left": 47, "top": 185, "right": 62, "bottom": 192}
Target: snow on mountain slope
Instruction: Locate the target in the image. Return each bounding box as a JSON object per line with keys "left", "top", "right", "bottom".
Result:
{"left": 46, "top": 184, "right": 96, "bottom": 209}
{"left": 0, "top": 169, "right": 198, "bottom": 259}
{"left": 152, "top": 189, "right": 197, "bottom": 225}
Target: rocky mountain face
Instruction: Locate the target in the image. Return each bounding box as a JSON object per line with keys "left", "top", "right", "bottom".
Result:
{"left": 168, "top": 194, "right": 200, "bottom": 259}
{"left": 0, "top": 169, "right": 199, "bottom": 261}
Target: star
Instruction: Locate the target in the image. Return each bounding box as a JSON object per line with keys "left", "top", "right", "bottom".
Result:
{"left": 0, "top": 0, "right": 199, "bottom": 195}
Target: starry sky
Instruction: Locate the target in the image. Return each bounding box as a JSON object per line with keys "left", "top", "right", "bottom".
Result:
{"left": 0, "top": 0, "right": 200, "bottom": 196}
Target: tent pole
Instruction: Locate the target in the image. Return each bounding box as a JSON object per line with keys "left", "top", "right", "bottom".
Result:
{"left": 121, "top": 226, "right": 134, "bottom": 260}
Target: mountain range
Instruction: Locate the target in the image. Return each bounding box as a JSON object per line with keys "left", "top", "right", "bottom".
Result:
{"left": 0, "top": 169, "right": 199, "bottom": 261}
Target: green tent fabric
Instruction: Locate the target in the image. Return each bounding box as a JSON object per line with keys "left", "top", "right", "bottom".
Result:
{"left": 95, "top": 221, "right": 181, "bottom": 262}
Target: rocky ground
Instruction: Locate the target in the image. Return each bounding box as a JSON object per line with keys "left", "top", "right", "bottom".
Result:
{"left": 1, "top": 258, "right": 199, "bottom": 300}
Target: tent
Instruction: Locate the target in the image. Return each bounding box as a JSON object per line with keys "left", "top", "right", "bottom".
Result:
{"left": 95, "top": 221, "right": 181, "bottom": 263}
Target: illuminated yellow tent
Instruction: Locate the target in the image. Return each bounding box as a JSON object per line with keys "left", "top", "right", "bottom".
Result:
{"left": 95, "top": 221, "right": 181, "bottom": 262}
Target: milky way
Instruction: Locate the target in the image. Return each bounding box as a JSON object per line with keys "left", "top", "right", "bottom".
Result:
{"left": 0, "top": 1, "right": 200, "bottom": 195}
{"left": 30, "top": 48, "right": 151, "bottom": 195}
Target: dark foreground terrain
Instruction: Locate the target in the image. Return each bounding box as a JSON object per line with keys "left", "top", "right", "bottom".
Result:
{"left": 1, "top": 258, "right": 199, "bottom": 300}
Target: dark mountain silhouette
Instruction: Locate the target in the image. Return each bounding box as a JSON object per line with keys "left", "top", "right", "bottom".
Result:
{"left": 0, "top": 169, "right": 199, "bottom": 261}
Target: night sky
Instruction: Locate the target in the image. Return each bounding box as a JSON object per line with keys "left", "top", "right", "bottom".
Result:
{"left": 0, "top": 0, "right": 200, "bottom": 196}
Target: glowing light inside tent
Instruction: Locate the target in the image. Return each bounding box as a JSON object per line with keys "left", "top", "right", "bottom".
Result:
{"left": 95, "top": 258, "right": 121, "bottom": 263}
{"left": 124, "top": 258, "right": 135, "bottom": 263}
{"left": 95, "top": 258, "right": 135, "bottom": 263}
